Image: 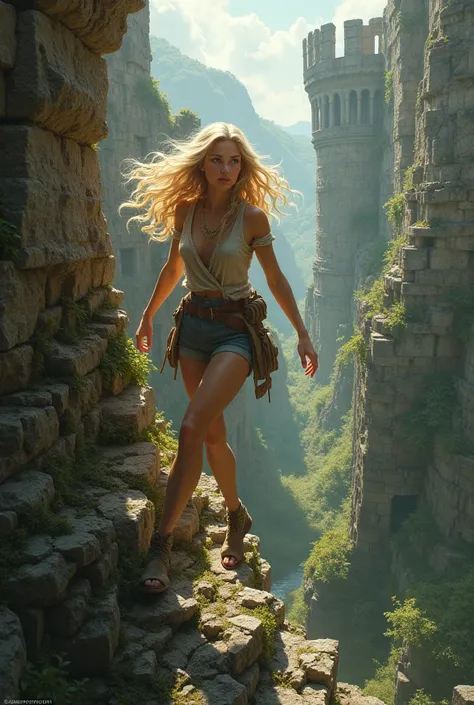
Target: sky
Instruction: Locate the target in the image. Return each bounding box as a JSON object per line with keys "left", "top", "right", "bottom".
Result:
{"left": 149, "top": 0, "right": 386, "bottom": 126}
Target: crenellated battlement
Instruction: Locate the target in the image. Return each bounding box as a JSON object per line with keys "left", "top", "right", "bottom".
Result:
{"left": 303, "top": 17, "right": 383, "bottom": 70}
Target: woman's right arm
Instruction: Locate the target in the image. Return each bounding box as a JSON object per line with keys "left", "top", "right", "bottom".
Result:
{"left": 136, "top": 204, "right": 187, "bottom": 352}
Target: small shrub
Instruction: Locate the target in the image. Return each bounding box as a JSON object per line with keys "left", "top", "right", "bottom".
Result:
{"left": 304, "top": 526, "right": 353, "bottom": 583}
{"left": 334, "top": 332, "right": 367, "bottom": 372}
{"left": 20, "top": 652, "right": 88, "bottom": 705}
{"left": 383, "top": 193, "right": 405, "bottom": 234}
{"left": 100, "top": 334, "right": 156, "bottom": 389}
{"left": 385, "top": 301, "right": 407, "bottom": 331}
{"left": 384, "top": 596, "right": 437, "bottom": 647}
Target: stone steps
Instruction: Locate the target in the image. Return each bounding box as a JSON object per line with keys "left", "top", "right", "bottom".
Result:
{"left": 99, "top": 384, "right": 155, "bottom": 439}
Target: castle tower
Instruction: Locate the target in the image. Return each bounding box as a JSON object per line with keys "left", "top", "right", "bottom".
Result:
{"left": 303, "top": 19, "right": 385, "bottom": 380}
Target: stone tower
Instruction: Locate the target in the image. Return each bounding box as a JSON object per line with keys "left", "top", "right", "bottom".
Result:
{"left": 303, "top": 19, "right": 385, "bottom": 380}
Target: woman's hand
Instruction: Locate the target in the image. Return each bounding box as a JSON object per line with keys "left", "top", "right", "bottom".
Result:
{"left": 136, "top": 313, "right": 153, "bottom": 353}
{"left": 297, "top": 331, "right": 318, "bottom": 377}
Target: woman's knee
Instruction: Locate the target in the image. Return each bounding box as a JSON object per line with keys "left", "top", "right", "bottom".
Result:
{"left": 205, "top": 416, "right": 226, "bottom": 448}
{"left": 179, "top": 415, "right": 206, "bottom": 447}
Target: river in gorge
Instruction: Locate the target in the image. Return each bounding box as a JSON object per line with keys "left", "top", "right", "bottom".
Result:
{"left": 270, "top": 565, "right": 305, "bottom": 601}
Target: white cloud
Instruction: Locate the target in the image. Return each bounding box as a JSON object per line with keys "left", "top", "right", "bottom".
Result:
{"left": 149, "top": 0, "right": 387, "bottom": 125}
{"left": 150, "top": 0, "right": 321, "bottom": 125}
{"left": 332, "top": 0, "right": 387, "bottom": 55}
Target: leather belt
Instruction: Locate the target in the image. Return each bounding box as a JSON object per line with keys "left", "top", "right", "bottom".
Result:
{"left": 183, "top": 300, "right": 247, "bottom": 331}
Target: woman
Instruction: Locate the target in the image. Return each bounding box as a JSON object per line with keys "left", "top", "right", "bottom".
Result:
{"left": 122, "top": 122, "right": 318, "bottom": 594}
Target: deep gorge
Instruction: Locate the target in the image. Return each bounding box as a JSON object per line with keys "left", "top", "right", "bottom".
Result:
{"left": 0, "top": 1, "right": 473, "bottom": 704}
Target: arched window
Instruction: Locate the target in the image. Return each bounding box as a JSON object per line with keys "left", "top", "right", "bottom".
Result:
{"left": 333, "top": 93, "right": 341, "bottom": 126}
{"left": 349, "top": 90, "right": 357, "bottom": 125}
{"left": 361, "top": 89, "right": 370, "bottom": 124}
{"left": 374, "top": 89, "right": 383, "bottom": 124}
{"left": 324, "top": 95, "right": 330, "bottom": 128}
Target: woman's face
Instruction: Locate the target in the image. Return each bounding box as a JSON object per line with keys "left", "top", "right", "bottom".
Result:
{"left": 202, "top": 139, "right": 242, "bottom": 190}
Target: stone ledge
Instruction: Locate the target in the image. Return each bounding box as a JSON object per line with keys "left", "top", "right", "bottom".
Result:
{"left": 35, "top": 0, "right": 146, "bottom": 55}
{"left": 7, "top": 11, "right": 108, "bottom": 144}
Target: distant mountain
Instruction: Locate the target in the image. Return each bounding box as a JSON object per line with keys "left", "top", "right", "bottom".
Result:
{"left": 150, "top": 37, "right": 315, "bottom": 201}
{"left": 150, "top": 37, "right": 317, "bottom": 325}
{"left": 281, "top": 121, "right": 312, "bottom": 138}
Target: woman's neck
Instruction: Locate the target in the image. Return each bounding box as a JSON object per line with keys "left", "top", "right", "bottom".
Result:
{"left": 202, "top": 187, "right": 233, "bottom": 214}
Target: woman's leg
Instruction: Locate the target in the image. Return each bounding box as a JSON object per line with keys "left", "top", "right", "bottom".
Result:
{"left": 144, "top": 352, "right": 250, "bottom": 588}
{"left": 180, "top": 358, "right": 241, "bottom": 568}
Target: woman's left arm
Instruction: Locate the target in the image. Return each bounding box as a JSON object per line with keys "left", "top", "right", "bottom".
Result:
{"left": 251, "top": 210, "right": 319, "bottom": 377}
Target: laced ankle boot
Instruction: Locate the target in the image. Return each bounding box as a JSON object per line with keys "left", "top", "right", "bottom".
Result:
{"left": 140, "top": 532, "right": 173, "bottom": 593}
{"left": 220, "top": 501, "right": 252, "bottom": 570}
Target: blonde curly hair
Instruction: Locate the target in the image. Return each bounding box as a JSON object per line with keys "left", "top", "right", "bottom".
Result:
{"left": 120, "top": 122, "right": 295, "bottom": 242}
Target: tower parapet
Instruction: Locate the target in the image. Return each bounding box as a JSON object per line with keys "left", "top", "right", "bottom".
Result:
{"left": 302, "top": 18, "right": 385, "bottom": 379}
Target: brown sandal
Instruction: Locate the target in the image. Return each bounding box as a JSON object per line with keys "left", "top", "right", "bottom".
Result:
{"left": 221, "top": 502, "right": 252, "bottom": 570}
{"left": 140, "top": 532, "right": 173, "bottom": 594}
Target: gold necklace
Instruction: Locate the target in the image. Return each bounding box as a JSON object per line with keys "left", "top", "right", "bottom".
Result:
{"left": 201, "top": 202, "right": 230, "bottom": 244}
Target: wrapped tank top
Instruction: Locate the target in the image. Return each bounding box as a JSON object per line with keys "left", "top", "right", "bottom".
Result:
{"left": 176, "top": 200, "right": 275, "bottom": 300}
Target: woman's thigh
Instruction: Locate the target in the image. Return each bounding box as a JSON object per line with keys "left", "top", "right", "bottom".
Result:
{"left": 180, "top": 351, "right": 249, "bottom": 437}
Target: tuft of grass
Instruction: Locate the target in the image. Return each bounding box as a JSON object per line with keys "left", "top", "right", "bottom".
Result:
{"left": 334, "top": 332, "right": 367, "bottom": 373}
{"left": 240, "top": 604, "right": 278, "bottom": 663}
{"left": 20, "top": 651, "right": 88, "bottom": 705}
{"left": 23, "top": 504, "right": 72, "bottom": 537}
{"left": 383, "top": 194, "right": 405, "bottom": 235}
{"left": 100, "top": 334, "right": 156, "bottom": 390}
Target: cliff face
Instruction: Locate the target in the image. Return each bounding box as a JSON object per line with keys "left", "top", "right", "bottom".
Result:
{"left": 0, "top": 4, "right": 359, "bottom": 703}
{"left": 303, "top": 0, "right": 474, "bottom": 698}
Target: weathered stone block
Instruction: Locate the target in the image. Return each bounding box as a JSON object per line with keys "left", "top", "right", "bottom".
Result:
{"left": 401, "top": 246, "right": 428, "bottom": 272}
{"left": 97, "top": 490, "right": 154, "bottom": 553}
{"left": 127, "top": 577, "right": 199, "bottom": 631}
{"left": 7, "top": 11, "right": 108, "bottom": 143}
{"left": 46, "top": 578, "right": 92, "bottom": 637}
{"left": 54, "top": 530, "right": 102, "bottom": 569}
{"left": 100, "top": 385, "right": 155, "bottom": 436}
{"left": 453, "top": 686, "right": 474, "bottom": 705}
{"left": 91, "top": 256, "right": 116, "bottom": 288}
{"left": 0, "top": 608, "right": 26, "bottom": 702}
{"left": 17, "top": 608, "right": 44, "bottom": 654}
{"left": 53, "top": 587, "right": 120, "bottom": 676}
{"left": 0, "top": 2, "right": 16, "bottom": 70}
{"left": 0, "top": 510, "right": 17, "bottom": 539}
{"left": 45, "top": 334, "right": 107, "bottom": 378}
{"left": 102, "top": 442, "right": 160, "bottom": 485}
{"left": 395, "top": 333, "right": 436, "bottom": 358}
{"left": 195, "top": 674, "right": 248, "bottom": 705}
{"left": 82, "top": 541, "right": 118, "bottom": 591}
{"left": 370, "top": 333, "right": 396, "bottom": 365}
{"left": 60, "top": 508, "right": 116, "bottom": 549}
{"left": 173, "top": 503, "right": 200, "bottom": 545}
{"left": 0, "top": 469, "right": 55, "bottom": 514}
{"left": 0, "top": 263, "right": 46, "bottom": 351}
{"left": 0, "top": 125, "right": 110, "bottom": 270}
{"left": 34, "top": 0, "right": 146, "bottom": 54}
{"left": 0, "top": 345, "right": 34, "bottom": 395}
{"left": 4, "top": 552, "right": 76, "bottom": 608}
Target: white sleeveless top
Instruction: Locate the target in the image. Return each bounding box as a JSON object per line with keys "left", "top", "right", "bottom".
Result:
{"left": 176, "top": 201, "right": 275, "bottom": 300}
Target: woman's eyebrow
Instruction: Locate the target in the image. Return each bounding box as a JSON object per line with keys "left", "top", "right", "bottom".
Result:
{"left": 210, "top": 153, "right": 241, "bottom": 158}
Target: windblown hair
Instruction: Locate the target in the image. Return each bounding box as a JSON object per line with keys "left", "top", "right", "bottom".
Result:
{"left": 120, "top": 122, "right": 295, "bottom": 242}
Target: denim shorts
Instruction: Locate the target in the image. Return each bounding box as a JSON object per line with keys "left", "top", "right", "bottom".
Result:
{"left": 178, "top": 293, "right": 253, "bottom": 367}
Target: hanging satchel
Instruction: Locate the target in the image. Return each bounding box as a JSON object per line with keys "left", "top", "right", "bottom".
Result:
{"left": 242, "top": 291, "right": 279, "bottom": 402}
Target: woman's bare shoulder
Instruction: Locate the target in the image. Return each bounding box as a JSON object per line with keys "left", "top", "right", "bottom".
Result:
{"left": 174, "top": 200, "right": 195, "bottom": 229}
{"left": 243, "top": 203, "right": 270, "bottom": 236}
